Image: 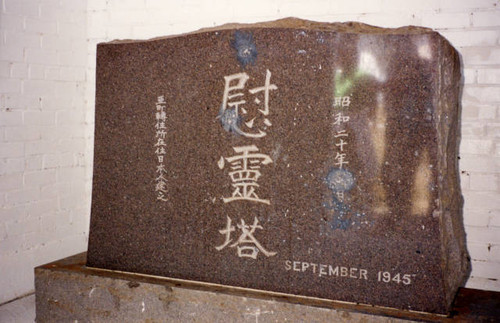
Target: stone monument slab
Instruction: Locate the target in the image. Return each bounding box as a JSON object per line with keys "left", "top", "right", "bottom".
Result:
{"left": 87, "top": 18, "right": 469, "bottom": 314}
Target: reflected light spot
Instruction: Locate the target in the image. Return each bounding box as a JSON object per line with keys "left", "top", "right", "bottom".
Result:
{"left": 418, "top": 43, "right": 432, "bottom": 60}
{"left": 411, "top": 150, "right": 431, "bottom": 216}
{"left": 370, "top": 92, "right": 388, "bottom": 214}
{"left": 371, "top": 93, "right": 387, "bottom": 169}
{"left": 358, "top": 51, "right": 386, "bottom": 82}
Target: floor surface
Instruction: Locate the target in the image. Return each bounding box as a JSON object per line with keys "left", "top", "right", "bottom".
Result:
{"left": 0, "top": 294, "right": 36, "bottom": 323}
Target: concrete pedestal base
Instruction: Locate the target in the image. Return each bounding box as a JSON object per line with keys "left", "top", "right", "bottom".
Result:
{"left": 35, "top": 253, "right": 497, "bottom": 322}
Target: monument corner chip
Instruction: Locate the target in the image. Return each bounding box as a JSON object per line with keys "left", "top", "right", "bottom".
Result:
{"left": 87, "top": 18, "right": 470, "bottom": 315}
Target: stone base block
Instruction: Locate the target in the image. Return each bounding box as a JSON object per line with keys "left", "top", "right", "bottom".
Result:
{"left": 35, "top": 253, "right": 498, "bottom": 322}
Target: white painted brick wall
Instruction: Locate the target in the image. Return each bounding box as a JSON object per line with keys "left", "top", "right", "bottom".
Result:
{"left": 453, "top": 0, "right": 500, "bottom": 292}
{"left": 1, "top": 0, "right": 499, "bottom": 306}
{"left": 0, "top": 0, "right": 89, "bottom": 304}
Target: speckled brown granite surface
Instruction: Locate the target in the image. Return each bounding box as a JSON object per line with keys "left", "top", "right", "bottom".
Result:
{"left": 86, "top": 18, "right": 469, "bottom": 315}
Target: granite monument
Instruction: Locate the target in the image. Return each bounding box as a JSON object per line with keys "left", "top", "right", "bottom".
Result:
{"left": 87, "top": 18, "right": 469, "bottom": 314}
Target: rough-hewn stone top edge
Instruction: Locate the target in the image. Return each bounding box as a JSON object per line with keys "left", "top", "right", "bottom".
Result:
{"left": 103, "top": 17, "right": 436, "bottom": 45}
